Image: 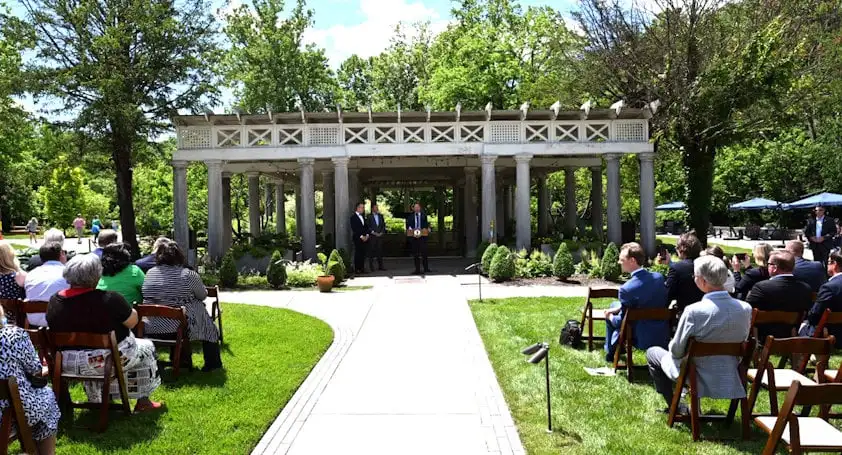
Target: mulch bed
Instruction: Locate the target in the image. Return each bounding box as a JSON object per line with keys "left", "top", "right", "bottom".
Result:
{"left": 497, "top": 275, "right": 622, "bottom": 288}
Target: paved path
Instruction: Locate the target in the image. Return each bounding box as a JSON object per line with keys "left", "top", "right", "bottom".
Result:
{"left": 226, "top": 275, "right": 525, "bottom": 455}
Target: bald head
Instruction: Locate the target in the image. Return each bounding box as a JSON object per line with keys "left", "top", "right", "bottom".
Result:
{"left": 785, "top": 240, "right": 805, "bottom": 258}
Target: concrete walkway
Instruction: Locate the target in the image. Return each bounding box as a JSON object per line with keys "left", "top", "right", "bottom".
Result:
{"left": 227, "top": 275, "right": 525, "bottom": 455}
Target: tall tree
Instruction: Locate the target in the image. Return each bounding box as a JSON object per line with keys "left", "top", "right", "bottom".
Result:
{"left": 21, "top": 0, "right": 220, "bottom": 256}
{"left": 223, "top": 0, "right": 338, "bottom": 112}
{"left": 369, "top": 22, "right": 432, "bottom": 111}
{"left": 336, "top": 54, "right": 373, "bottom": 111}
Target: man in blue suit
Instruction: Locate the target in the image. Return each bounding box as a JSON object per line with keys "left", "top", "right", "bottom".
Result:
{"left": 787, "top": 240, "right": 827, "bottom": 292}
{"left": 805, "top": 249, "right": 842, "bottom": 346}
{"left": 604, "top": 242, "right": 670, "bottom": 362}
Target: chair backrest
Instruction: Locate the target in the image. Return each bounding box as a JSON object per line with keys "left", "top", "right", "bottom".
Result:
{"left": 760, "top": 335, "right": 836, "bottom": 357}
{"left": 750, "top": 309, "right": 804, "bottom": 327}
{"left": 764, "top": 381, "right": 842, "bottom": 454}
{"left": 0, "top": 299, "right": 23, "bottom": 326}
{"left": 625, "top": 307, "right": 674, "bottom": 322}
{"left": 48, "top": 330, "right": 117, "bottom": 351}
{"left": 134, "top": 304, "right": 187, "bottom": 337}
{"left": 815, "top": 309, "right": 842, "bottom": 337}
{"left": 687, "top": 338, "right": 754, "bottom": 360}
{"left": 587, "top": 287, "right": 618, "bottom": 302}
{"left": 25, "top": 326, "right": 52, "bottom": 367}
{"left": 206, "top": 286, "right": 219, "bottom": 299}
{"left": 0, "top": 377, "right": 37, "bottom": 454}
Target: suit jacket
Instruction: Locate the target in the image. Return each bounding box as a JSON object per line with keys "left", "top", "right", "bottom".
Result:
{"left": 733, "top": 266, "right": 770, "bottom": 301}
{"left": 665, "top": 259, "right": 705, "bottom": 311}
{"left": 746, "top": 275, "right": 813, "bottom": 340}
{"left": 406, "top": 212, "right": 430, "bottom": 231}
{"left": 660, "top": 291, "right": 753, "bottom": 399}
{"left": 367, "top": 213, "right": 386, "bottom": 235}
{"left": 135, "top": 254, "right": 157, "bottom": 273}
{"left": 806, "top": 216, "right": 836, "bottom": 244}
{"left": 807, "top": 275, "right": 842, "bottom": 346}
{"left": 619, "top": 269, "right": 670, "bottom": 350}
{"left": 350, "top": 212, "right": 368, "bottom": 240}
{"left": 793, "top": 257, "right": 827, "bottom": 292}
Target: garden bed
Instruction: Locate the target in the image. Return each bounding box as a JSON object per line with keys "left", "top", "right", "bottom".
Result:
{"left": 495, "top": 275, "right": 621, "bottom": 288}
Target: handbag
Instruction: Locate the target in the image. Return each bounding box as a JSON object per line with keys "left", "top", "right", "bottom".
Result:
{"left": 26, "top": 372, "right": 49, "bottom": 389}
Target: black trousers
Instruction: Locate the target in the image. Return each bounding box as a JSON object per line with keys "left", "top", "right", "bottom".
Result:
{"left": 410, "top": 237, "right": 429, "bottom": 272}
{"left": 368, "top": 236, "right": 384, "bottom": 269}
{"left": 811, "top": 242, "right": 830, "bottom": 267}
{"left": 157, "top": 333, "right": 222, "bottom": 370}
{"left": 353, "top": 238, "right": 367, "bottom": 272}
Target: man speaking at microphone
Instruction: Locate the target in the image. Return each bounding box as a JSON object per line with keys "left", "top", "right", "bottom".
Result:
{"left": 406, "top": 202, "right": 431, "bottom": 275}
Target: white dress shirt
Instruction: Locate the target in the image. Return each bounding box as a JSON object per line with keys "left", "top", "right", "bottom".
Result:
{"left": 24, "top": 260, "right": 69, "bottom": 327}
{"left": 817, "top": 216, "right": 825, "bottom": 238}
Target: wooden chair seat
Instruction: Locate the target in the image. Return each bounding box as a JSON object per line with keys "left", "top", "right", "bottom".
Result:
{"left": 825, "top": 370, "right": 837, "bottom": 382}
{"left": 579, "top": 287, "right": 618, "bottom": 351}
{"left": 613, "top": 307, "right": 675, "bottom": 382}
{"left": 755, "top": 416, "right": 842, "bottom": 447}
{"left": 747, "top": 369, "right": 816, "bottom": 389}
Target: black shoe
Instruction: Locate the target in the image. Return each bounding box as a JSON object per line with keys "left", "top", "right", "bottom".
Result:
{"left": 201, "top": 364, "right": 223, "bottom": 372}
{"left": 605, "top": 352, "right": 615, "bottom": 363}
{"left": 424, "top": 269, "right": 432, "bottom": 273}
{"left": 411, "top": 270, "right": 422, "bottom": 275}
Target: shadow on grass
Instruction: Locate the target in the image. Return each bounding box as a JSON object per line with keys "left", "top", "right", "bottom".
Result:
{"left": 58, "top": 405, "right": 165, "bottom": 452}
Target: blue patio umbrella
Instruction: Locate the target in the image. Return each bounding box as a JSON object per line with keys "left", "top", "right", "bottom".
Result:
{"left": 728, "top": 198, "right": 785, "bottom": 211}
{"left": 786, "top": 192, "right": 842, "bottom": 209}
{"left": 655, "top": 201, "right": 686, "bottom": 211}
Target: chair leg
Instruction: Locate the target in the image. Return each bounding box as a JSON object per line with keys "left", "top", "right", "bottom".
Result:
{"left": 689, "top": 380, "right": 701, "bottom": 441}
{"left": 588, "top": 313, "right": 593, "bottom": 352}
{"left": 98, "top": 364, "right": 112, "bottom": 432}
{"left": 626, "top": 330, "right": 634, "bottom": 382}
{"left": 217, "top": 304, "right": 223, "bottom": 344}
{"left": 173, "top": 337, "right": 183, "bottom": 378}
{"left": 746, "top": 379, "right": 761, "bottom": 417}
{"left": 740, "top": 398, "right": 750, "bottom": 441}
{"left": 667, "top": 374, "right": 686, "bottom": 428}
{"left": 726, "top": 399, "right": 738, "bottom": 426}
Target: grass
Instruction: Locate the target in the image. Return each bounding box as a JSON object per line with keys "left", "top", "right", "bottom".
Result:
{"left": 11, "top": 303, "right": 333, "bottom": 455}
{"left": 658, "top": 235, "right": 753, "bottom": 256}
{"left": 469, "top": 296, "right": 840, "bottom": 455}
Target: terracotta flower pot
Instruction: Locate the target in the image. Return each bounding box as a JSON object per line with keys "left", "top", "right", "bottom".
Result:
{"left": 317, "top": 275, "right": 335, "bottom": 293}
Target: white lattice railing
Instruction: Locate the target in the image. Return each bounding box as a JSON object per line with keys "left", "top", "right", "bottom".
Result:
{"left": 177, "top": 120, "right": 649, "bottom": 149}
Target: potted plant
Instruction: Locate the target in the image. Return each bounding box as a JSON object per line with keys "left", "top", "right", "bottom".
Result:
{"left": 316, "top": 252, "right": 337, "bottom": 292}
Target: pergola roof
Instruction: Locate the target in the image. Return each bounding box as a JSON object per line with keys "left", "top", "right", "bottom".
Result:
{"left": 174, "top": 108, "right": 652, "bottom": 126}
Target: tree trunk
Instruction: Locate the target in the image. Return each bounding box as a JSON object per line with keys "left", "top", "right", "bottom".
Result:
{"left": 682, "top": 139, "right": 715, "bottom": 248}
{"left": 111, "top": 130, "right": 140, "bottom": 259}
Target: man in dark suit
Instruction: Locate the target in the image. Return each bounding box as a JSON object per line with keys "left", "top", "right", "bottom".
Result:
{"left": 662, "top": 232, "right": 704, "bottom": 312}
{"left": 746, "top": 251, "right": 813, "bottom": 341}
{"left": 806, "top": 205, "right": 835, "bottom": 267}
{"left": 349, "top": 202, "right": 369, "bottom": 274}
{"left": 805, "top": 249, "right": 842, "bottom": 347}
{"left": 367, "top": 203, "right": 386, "bottom": 271}
{"left": 786, "top": 240, "right": 827, "bottom": 292}
{"left": 406, "top": 202, "right": 431, "bottom": 275}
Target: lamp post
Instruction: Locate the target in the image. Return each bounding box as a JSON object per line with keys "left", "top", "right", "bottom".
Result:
{"left": 465, "top": 262, "right": 482, "bottom": 302}
{"left": 521, "top": 342, "right": 552, "bottom": 433}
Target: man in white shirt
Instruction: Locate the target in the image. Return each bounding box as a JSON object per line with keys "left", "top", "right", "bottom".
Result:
{"left": 806, "top": 205, "right": 835, "bottom": 267}
{"left": 23, "top": 242, "right": 69, "bottom": 327}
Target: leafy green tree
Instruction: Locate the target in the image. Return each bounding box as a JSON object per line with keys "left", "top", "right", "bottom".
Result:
{"left": 337, "top": 54, "right": 373, "bottom": 111}
{"left": 21, "top": 0, "right": 221, "bottom": 256}
{"left": 369, "top": 22, "right": 432, "bottom": 111}
{"left": 42, "top": 157, "right": 86, "bottom": 232}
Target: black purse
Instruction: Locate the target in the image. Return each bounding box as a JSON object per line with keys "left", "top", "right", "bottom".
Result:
{"left": 26, "top": 372, "right": 49, "bottom": 389}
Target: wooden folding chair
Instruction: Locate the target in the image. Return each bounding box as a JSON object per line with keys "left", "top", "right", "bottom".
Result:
{"left": 749, "top": 309, "right": 805, "bottom": 367}
{"left": 25, "top": 327, "right": 52, "bottom": 380}
{"left": 579, "top": 287, "right": 618, "bottom": 351}
{"left": 0, "top": 377, "right": 38, "bottom": 455}
{"left": 613, "top": 307, "right": 674, "bottom": 382}
{"left": 747, "top": 336, "right": 835, "bottom": 417}
{"left": 48, "top": 330, "right": 132, "bottom": 432}
{"left": 0, "top": 299, "right": 23, "bottom": 327}
{"left": 19, "top": 302, "right": 49, "bottom": 330}
{"left": 798, "top": 309, "right": 842, "bottom": 373}
{"left": 755, "top": 382, "right": 842, "bottom": 455}
{"left": 206, "top": 286, "right": 223, "bottom": 343}
{"left": 667, "top": 338, "right": 754, "bottom": 441}
{"left": 135, "top": 304, "right": 190, "bottom": 377}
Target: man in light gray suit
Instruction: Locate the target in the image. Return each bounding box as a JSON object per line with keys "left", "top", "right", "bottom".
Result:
{"left": 645, "top": 255, "right": 752, "bottom": 411}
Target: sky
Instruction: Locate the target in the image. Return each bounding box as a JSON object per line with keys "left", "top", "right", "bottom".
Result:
{"left": 9, "top": 0, "right": 579, "bottom": 114}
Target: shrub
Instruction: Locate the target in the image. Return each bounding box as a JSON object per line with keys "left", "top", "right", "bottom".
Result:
{"left": 489, "top": 246, "right": 515, "bottom": 282}
{"left": 647, "top": 262, "right": 670, "bottom": 276}
{"left": 529, "top": 250, "right": 553, "bottom": 277}
{"left": 601, "top": 242, "right": 621, "bottom": 281}
{"left": 481, "top": 243, "right": 499, "bottom": 275}
{"left": 337, "top": 248, "right": 351, "bottom": 274}
{"left": 514, "top": 249, "right": 531, "bottom": 278}
{"left": 552, "top": 243, "right": 575, "bottom": 280}
{"left": 328, "top": 249, "right": 346, "bottom": 283}
{"left": 219, "top": 252, "right": 239, "bottom": 288}
{"left": 476, "top": 241, "right": 490, "bottom": 259}
{"left": 285, "top": 261, "right": 321, "bottom": 288}
{"left": 266, "top": 250, "right": 287, "bottom": 289}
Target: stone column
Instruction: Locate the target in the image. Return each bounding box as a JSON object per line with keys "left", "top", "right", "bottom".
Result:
{"left": 503, "top": 185, "right": 513, "bottom": 233}
{"left": 247, "top": 172, "right": 261, "bottom": 238}
{"left": 222, "top": 172, "right": 233, "bottom": 252}
{"left": 274, "top": 178, "right": 286, "bottom": 235}
{"left": 480, "top": 155, "right": 497, "bottom": 242}
{"left": 496, "top": 182, "right": 505, "bottom": 241}
{"left": 172, "top": 161, "right": 190, "bottom": 252}
{"left": 515, "top": 154, "right": 532, "bottom": 251}
{"left": 537, "top": 172, "right": 549, "bottom": 237}
{"left": 298, "top": 158, "right": 316, "bottom": 260}
{"left": 322, "top": 171, "right": 335, "bottom": 244}
{"left": 605, "top": 154, "right": 622, "bottom": 246}
{"left": 294, "top": 185, "right": 302, "bottom": 237}
{"left": 590, "top": 166, "right": 604, "bottom": 240}
{"left": 464, "top": 167, "right": 478, "bottom": 257}
{"left": 453, "top": 185, "right": 462, "bottom": 254}
{"left": 206, "top": 160, "right": 224, "bottom": 260}
{"left": 639, "top": 152, "right": 657, "bottom": 258}
{"left": 332, "top": 158, "right": 350, "bottom": 252}
{"left": 564, "top": 166, "right": 577, "bottom": 236}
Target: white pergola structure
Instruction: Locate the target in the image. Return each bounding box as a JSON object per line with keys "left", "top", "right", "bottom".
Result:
{"left": 172, "top": 105, "right": 657, "bottom": 261}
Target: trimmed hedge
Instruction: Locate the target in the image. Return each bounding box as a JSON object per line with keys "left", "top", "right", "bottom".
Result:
{"left": 552, "top": 243, "right": 575, "bottom": 280}
{"left": 328, "top": 249, "right": 346, "bottom": 283}
{"left": 601, "top": 242, "right": 621, "bottom": 281}
{"left": 219, "top": 252, "right": 239, "bottom": 288}
{"left": 266, "top": 250, "right": 287, "bottom": 289}
{"left": 489, "top": 246, "right": 515, "bottom": 282}
{"left": 481, "top": 243, "right": 499, "bottom": 275}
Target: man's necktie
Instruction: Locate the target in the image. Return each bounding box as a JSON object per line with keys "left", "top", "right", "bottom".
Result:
{"left": 416, "top": 213, "right": 420, "bottom": 229}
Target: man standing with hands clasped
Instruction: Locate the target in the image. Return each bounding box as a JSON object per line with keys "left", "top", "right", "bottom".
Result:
{"left": 807, "top": 205, "right": 835, "bottom": 268}
{"left": 367, "top": 203, "right": 386, "bottom": 271}
{"left": 406, "top": 202, "right": 431, "bottom": 275}
{"left": 350, "top": 202, "right": 369, "bottom": 275}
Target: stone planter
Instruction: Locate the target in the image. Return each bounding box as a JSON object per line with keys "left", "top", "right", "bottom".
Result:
{"left": 316, "top": 275, "right": 335, "bottom": 293}
{"left": 235, "top": 254, "right": 271, "bottom": 275}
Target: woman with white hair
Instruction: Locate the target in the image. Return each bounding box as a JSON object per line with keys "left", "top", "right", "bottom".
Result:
{"left": 26, "top": 228, "right": 66, "bottom": 271}
{"left": 46, "top": 254, "right": 162, "bottom": 412}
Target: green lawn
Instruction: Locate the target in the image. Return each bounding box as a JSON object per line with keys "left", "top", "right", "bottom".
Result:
{"left": 11, "top": 303, "right": 333, "bottom": 455}
{"left": 470, "top": 296, "right": 836, "bottom": 455}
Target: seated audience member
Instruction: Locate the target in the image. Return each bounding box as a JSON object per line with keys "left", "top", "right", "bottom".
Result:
{"left": 0, "top": 305, "right": 60, "bottom": 455}
{"left": 746, "top": 250, "right": 813, "bottom": 341}
{"left": 46, "top": 254, "right": 162, "bottom": 411}
{"left": 142, "top": 241, "right": 222, "bottom": 371}
{"left": 91, "top": 229, "right": 118, "bottom": 257}
{"left": 23, "top": 242, "right": 68, "bottom": 327}
{"left": 135, "top": 237, "right": 171, "bottom": 273}
{"left": 731, "top": 242, "right": 773, "bottom": 300}
{"left": 664, "top": 232, "right": 705, "bottom": 312}
{"left": 804, "top": 249, "right": 842, "bottom": 346}
{"left": 97, "top": 243, "right": 145, "bottom": 305}
{"left": 646, "top": 256, "right": 753, "bottom": 411}
{"left": 786, "top": 240, "right": 827, "bottom": 292}
{"left": 25, "top": 228, "right": 65, "bottom": 271}
{"left": 604, "top": 242, "right": 670, "bottom": 362}
{"left": 702, "top": 246, "right": 736, "bottom": 293}
{"left": 0, "top": 241, "right": 26, "bottom": 300}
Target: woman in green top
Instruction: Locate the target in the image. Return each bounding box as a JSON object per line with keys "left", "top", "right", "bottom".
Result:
{"left": 97, "top": 243, "right": 145, "bottom": 305}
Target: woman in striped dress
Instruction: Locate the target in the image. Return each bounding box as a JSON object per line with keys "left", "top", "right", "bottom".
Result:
{"left": 141, "top": 242, "right": 222, "bottom": 371}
